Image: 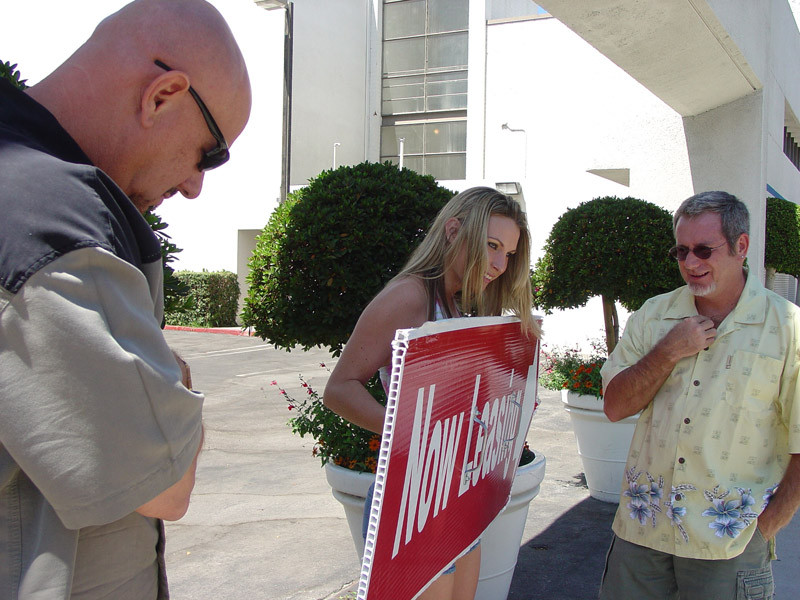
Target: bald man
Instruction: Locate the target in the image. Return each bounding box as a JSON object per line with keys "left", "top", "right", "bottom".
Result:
{"left": 0, "top": 1, "right": 251, "bottom": 598}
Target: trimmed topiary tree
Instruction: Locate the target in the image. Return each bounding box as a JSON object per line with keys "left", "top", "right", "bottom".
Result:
{"left": 764, "top": 196, "right": 800, "bottom": 290}
{"left": 241, "top": 161, "right": 454, "bottom": 355}
{"left": 532, "top": 196, "right": 682, "bottom": 354}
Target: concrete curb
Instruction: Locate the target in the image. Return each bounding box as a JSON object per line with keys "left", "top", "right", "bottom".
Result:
{"left": 164, "top": 325, "right": 255, "bottom": 336}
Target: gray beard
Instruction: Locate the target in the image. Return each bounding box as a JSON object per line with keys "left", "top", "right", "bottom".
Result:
{"left": 689, "top": 281, "right": 716, "bottom": 297}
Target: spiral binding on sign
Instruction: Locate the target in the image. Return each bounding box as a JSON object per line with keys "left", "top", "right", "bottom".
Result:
{"left": 357, "top": 328, "right": 410, "bottom": 600}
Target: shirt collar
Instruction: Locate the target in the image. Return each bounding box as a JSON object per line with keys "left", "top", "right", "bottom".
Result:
{"left": 0, "top": 78, "right": 92, "bottom": 166}
{"left": 661, "top": 268, "right": 766, "bottom": 325}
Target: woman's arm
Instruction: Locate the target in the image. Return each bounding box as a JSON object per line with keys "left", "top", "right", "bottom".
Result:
{"left": 324, "top": 277, "right": 429, "bottom": 433}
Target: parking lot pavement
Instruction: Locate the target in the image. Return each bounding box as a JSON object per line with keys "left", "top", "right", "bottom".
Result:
{"left": 163, "top": 330, "right": 800, "bottom": 599}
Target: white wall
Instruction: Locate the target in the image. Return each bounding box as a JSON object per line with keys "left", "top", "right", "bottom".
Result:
{"left": 289, "top": 0, "right": 373, "bottom": 185}
{"left": 482, "top": 16, "right": 693, "bottom": 349}
{"left": 2, "top": 0, "right": 285, "bottom": 274}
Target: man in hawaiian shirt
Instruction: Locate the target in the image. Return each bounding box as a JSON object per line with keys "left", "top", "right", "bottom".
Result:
{"left": 598, "top": 191, "right": 800, "bottom": 599}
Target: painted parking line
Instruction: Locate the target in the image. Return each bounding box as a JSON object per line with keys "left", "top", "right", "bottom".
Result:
{"left": 181, "top": 345, "right": 272, "bottom": 360}
{"left": 235, "top": 369, "right": 285, "bottom": 378}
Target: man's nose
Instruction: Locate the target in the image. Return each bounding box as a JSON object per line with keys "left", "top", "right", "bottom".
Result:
{"left": 179, "top": 171, "right": 205, "bottom": 199}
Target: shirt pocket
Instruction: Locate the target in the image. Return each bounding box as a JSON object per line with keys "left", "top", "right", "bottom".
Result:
{"left": 723, "top": 351, "right": 783, "bottom": 414}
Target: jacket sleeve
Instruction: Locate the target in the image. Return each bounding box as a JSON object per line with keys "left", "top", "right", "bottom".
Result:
{"left": 0, "top": 246, "right": 203, "bottom": 530}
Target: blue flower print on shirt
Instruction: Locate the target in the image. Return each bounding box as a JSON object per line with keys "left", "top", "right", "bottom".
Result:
{"left": 665, "top": 484, "right": 697, "bottom": 543}
{"left": 701, "top": 486, "right": 761, "bottom": 539}
{"left": 623, "top": 468, "right": 663, "bottom": 527}
{"left": 762, "top": 484, "right": 778, "bottom": 510}
{"left": 708, "top": 515, "right": 747, "bottom": 538}
{"left": 702, "top": 498, "right": 742, "bottom": 521}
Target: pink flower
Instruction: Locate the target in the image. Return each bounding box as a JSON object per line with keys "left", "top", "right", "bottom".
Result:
{"left": 270, "top": 380, "right": 277, "bottom": 386}
{"left": 288, "top": 405, "right": 294, "bottom": 411}
{"left": 320, "top": 362, "right": 326, "bottom": 368}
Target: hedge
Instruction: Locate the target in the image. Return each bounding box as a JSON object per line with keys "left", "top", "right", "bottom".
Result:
{"left": 765, "top": 196, "right": 800, "bottom": 278}
{"left": 166, "top": 270, "right": 240, "bottom": 327}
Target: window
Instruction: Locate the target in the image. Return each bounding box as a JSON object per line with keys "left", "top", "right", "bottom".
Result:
{"left": 380, "top": 0, "right": 468, "bottom": 180}
{"left": 381, "top": 119, "right": 467, "bottom": 179}
{"left": 785, "top": 101, "right": 800, "bottom": 172}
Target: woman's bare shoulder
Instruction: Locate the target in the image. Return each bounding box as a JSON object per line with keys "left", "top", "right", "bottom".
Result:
{"left": 367, "top": 276, "right": 429, "bottom": 326}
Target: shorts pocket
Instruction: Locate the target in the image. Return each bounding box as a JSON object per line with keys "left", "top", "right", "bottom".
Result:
{"left": 736, "top": 566, "right": 774, "bottom": 599}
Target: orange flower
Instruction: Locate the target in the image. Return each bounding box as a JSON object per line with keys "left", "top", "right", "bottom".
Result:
{"left": 368, "top": 436, "right": 380, "bottom": 451}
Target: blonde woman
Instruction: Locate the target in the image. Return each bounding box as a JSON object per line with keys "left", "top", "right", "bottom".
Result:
{"left": 324, "top": 186, "right": 539, "bottom": 599}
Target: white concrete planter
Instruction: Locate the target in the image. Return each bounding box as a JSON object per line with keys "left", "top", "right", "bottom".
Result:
{"left": 475, "top": 451, "right": 546, "bottom": 600}
{"left": 324, "top": 463, "right": 375, "bottom": 560}
{"left": 561, "top": 389, "right": 638, "bottom": 503}
{"left": 325, "top": 452, "right": 547, "bottom": 600}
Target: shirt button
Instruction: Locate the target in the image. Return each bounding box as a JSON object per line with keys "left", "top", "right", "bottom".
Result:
{"left": 684, "top": 418, "right": 691, "bottom": 424}
{"left": 693, "top": 380, "right": 700, "bottom": 386}
{"left": 678, "top": 457, "right": 685, "bottom": 464}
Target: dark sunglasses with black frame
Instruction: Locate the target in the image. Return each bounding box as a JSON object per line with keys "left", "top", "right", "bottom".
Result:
{"left": 154, "top": 59, "right": 230, "bottom": 171}
{"left": 668, "top": 241, "right": 727, "bottom": 262}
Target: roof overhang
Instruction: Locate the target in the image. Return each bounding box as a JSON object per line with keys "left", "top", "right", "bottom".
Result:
{"left": 536, "top": 0, "right": 761, "bottom": 116}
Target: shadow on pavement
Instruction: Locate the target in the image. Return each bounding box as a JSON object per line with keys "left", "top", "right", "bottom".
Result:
{"left": 509, "top": 497, "right": 617, "bottom": 600}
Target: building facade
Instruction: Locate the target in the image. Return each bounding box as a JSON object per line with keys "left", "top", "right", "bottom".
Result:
{"left": 240, "top": 0, "right": 800, "bottom": 340}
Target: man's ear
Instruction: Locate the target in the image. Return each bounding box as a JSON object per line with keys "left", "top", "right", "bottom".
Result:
{"left": 140, "top": 70, "right": 191, "bottom": 128}
{"left": 736, "top": 233, "right": 750, "bottom": 258}
{"left": 445, "top": 217, "right": 461, "bottom": 244}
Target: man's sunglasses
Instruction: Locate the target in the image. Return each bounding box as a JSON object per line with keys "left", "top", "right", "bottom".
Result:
{"left": 154, "top": 60, "right": 230, "bottom": 171}
{"left": 668, "top": 242, "right": 727, "bottom": 261}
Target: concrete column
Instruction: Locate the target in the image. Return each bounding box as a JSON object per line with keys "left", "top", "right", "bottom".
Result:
{"left": 682, "top": 90, "right": 766, "bottom": 280}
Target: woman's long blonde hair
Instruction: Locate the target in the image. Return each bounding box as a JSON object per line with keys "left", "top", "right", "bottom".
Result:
{"left": 395, "top": 186, "right": 540, "bottom": 338}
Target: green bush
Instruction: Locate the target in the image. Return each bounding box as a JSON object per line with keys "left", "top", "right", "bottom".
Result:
{"left": 765, "top": 196, "right": 800, "bottom": 278}
{"left": 144, "top": 210, "right": 192, "bottom": 325}
{"left": 166, "top": 270, "right": 240, "bottom": 327}
{"left": 532, "top": 196, "right": 682, "bottom": 353}
{"left": 241, "top": 161, "right": 454, "bottom": 355}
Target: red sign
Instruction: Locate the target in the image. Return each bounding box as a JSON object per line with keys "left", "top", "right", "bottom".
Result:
{"left": 358, "top": 317, "right": 540, "bottom": 600}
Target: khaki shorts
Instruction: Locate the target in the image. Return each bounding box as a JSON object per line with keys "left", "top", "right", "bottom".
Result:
{"left": 598, "top": 531, "right": 774, "bottom": 600}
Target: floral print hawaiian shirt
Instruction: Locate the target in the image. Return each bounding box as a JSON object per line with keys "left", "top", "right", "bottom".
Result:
{"left": 601, "top": 270, "right": 800, "bottom": 559}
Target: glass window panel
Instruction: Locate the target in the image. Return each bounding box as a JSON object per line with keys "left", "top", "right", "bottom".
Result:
{"left": 428, "top": 0, "right": 469, "bottom": 33}
{"left": 488, "top": 0, "right": 547, "bottom": 21}
{"left": 424, "top": 121, "right": 466, "bottom": 153}
{"left": 425, "top": 70, "right": 467, "bottom": 83}
{"left": 426, "top": 79, "right": 467, "bottom": 96}
{"left": 383, "top": 97, "right": 425, "bottom": 115}
{"left": 381, "top": 124, "right": 424, "bottom": 155}
{"left": 383, "top": 38, "right": 425, "bottom": 74}
{"left": 382, "top": 75, "right": 424, "bottom": 100}
{"left": 427, "top": 32, "right": 468, "bottom": 70}
{"left": 425, "top": 154, "right": 466, "bottom": 180}
{"left": 401, "top": 156, "right": 424, "bottom": 174}
{"left": 427, "top": 94, "right": 467, "bottom": 112}
{"left": 383, "top": 0, "right": 425, "bottom": 39}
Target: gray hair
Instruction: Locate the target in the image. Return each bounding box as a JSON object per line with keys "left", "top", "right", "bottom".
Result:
{"left": 673, "top": 191, "right": 749, "bottom": 252}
